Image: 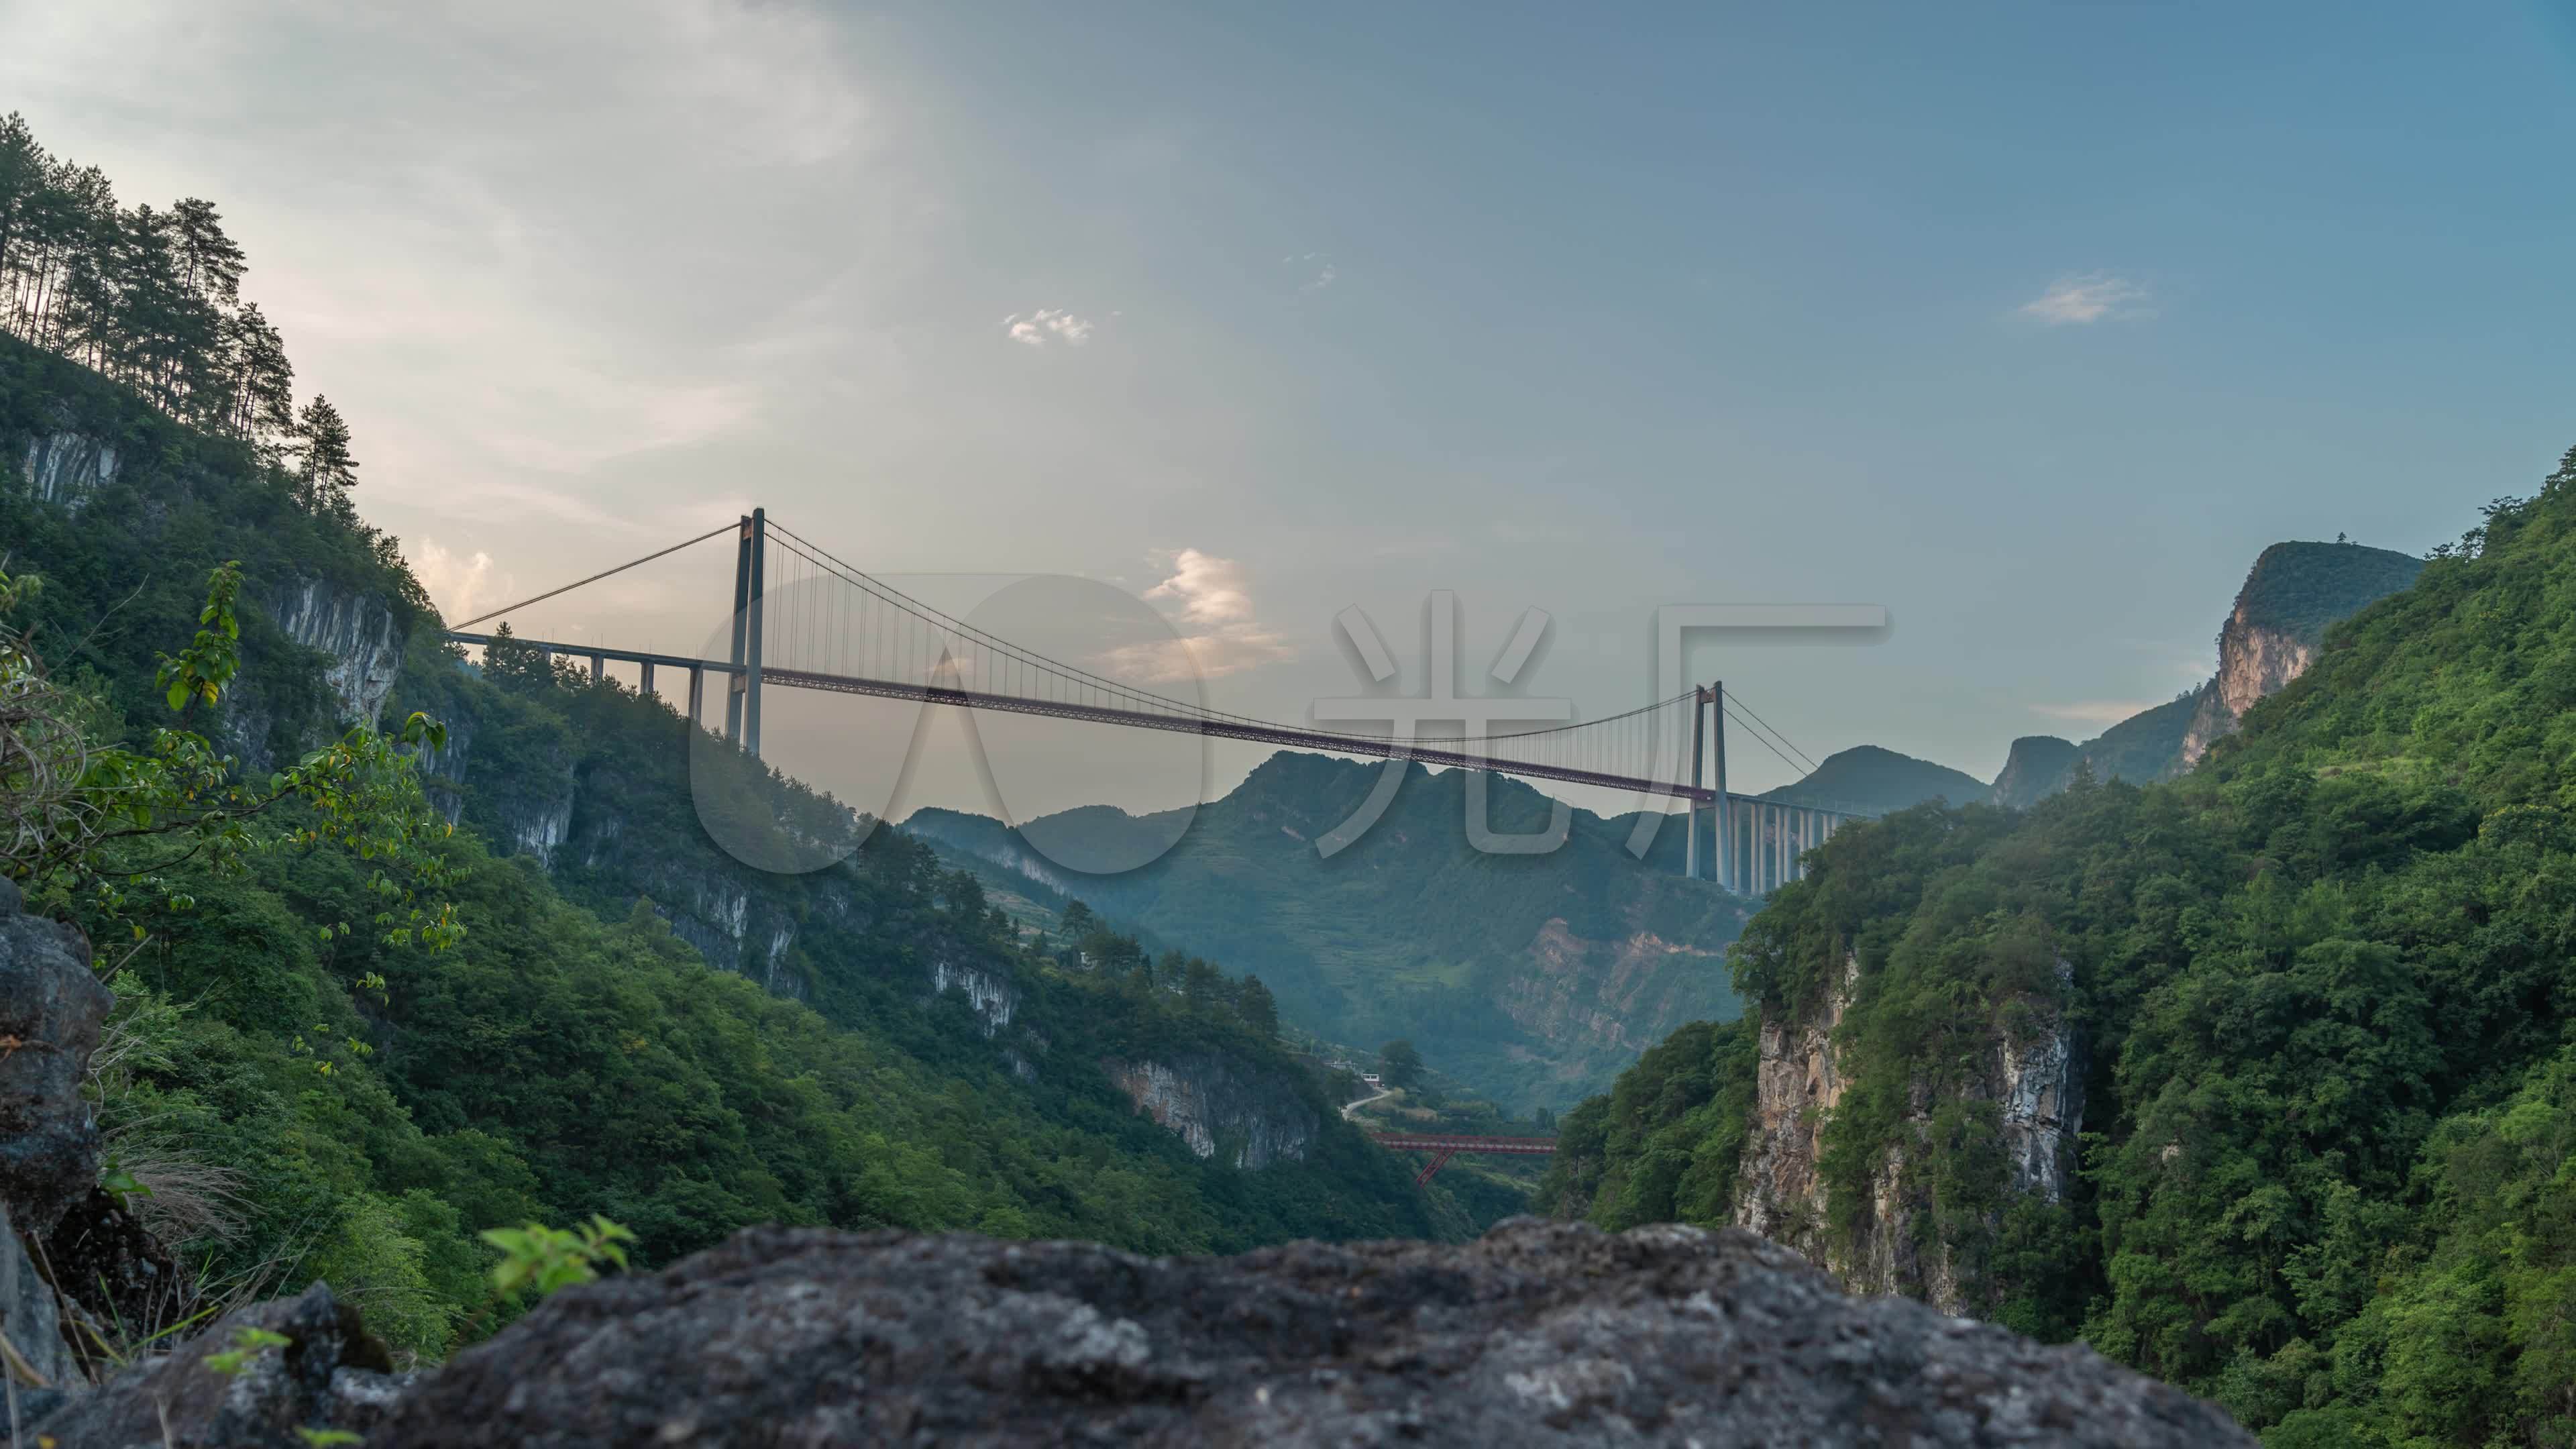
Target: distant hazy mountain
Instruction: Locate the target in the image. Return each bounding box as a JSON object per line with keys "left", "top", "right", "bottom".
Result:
{"left": 906, "top": 751, "right": 1750, "bottom": 1112}
{"left": 1758, "top": 745, "right": 1990, "bottom": 815}
{"left": 1989, "top": 735, "right": 2082, "bottom": 810}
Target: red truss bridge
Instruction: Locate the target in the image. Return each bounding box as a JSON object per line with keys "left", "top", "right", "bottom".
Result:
{"left": 1368, "top": 1133, "right": 1560, "bottom": 1186}
{"left": 442, "top": 508, "right": 1875, "bottom": 894}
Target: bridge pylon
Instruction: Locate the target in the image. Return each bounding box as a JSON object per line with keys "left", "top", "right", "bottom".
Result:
{"left": 725, "top": 508, "right": 767, "bottom": 757}
{"left": 1682, "top": 682, "right": 1728, "bottom": 888}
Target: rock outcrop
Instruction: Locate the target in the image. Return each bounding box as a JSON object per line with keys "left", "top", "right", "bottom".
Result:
{"left": 1105, "top": 1053, "right": 1316, "bottom": 1169}
{"left": 17, "top": 433, "right": 117, "bottom": 509}
{"left": 1989, "top": 735, "right": 2080, "bottom": 810}
{"left": 265, "top": 577, "right": 405, "bottom": 729}
{"left": 366, "top": 1220, "right": 2246, "bottom": 1448}
{"left": 0, "top": 877, "right": 109, "bottom": 1238}
{"left": 2171, "top": 540, "right": 2417, "bottom": 769}
{"left": 27, "top": 1282, "right": 409, "bottom": 1449}
{"left": 1734, "top": 954, "right": 2084, "bottom": 1313}
{"left": 2003, "top": 539, "right": 2426, "bottom": 805}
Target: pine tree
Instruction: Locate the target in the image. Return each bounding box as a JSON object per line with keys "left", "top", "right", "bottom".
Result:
{"left": 1181, "top": 957, "right": 1224, "bottom": 1014}
{"left": 1234, "top": 975, "right": 1279, "bottom": 1040}
{"left": 292, "top": 394, "right": 360, "bottom": 515}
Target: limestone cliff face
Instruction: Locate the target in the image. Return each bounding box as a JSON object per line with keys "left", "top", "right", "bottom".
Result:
{"left": 1733, "top": 953, "right": 2084, "bottom": 1313}
{"left": 267, "top": 576, "right": 405, "bottom": 729}
{"left": 2000, "top": 540, "right": 2425, "bottom": 802}
{"left": 928, "top": 951, "right": 1019, "bottom": 1036}
{"left": 18, "top": 431, "right": 117, "bottom": 508}
{"left": 1104, "top": 1053, "right": 1317, "bottom": 1169}
{"left": 2175, "top": 606, "right": 2320, "bottom": 769}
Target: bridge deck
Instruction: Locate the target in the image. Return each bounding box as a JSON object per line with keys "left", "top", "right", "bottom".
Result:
{"left": 441, "top": 631, "right": 1864, "bottom": 812}
{"left": 1368, "top": 1134, "right": 1558, "bottom": 1155}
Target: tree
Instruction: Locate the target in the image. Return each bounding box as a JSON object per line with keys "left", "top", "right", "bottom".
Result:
{"left": 292, "top": 395, "right": 359, "bottom": 515}
{"left": 936, "top": 868, "right": 988, "bottom": 922}
{"left": 1, "top": 560, "right": 460, "bottom": 953}
{"left": 1233, "top": 975, "right": 1279, "bottom": 1040}
{"left": 480, "top": 623, "right": 557, "bottom": 694}
{"left": 1379, "top": 1039, "right": 1426, "bottom": 1091}
{"left": 1181, "top": 957, "right": 1224, "bottom": 1014}
{"left": 1059, "top": 899, "right": 1096, "bottom": 944}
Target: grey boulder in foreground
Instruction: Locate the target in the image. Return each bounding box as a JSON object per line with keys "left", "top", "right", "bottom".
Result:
{"left": 374, "top": 1218, "right": 2248, "bottom": 1448}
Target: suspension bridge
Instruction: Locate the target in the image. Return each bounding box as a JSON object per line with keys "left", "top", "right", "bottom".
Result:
{"left": 443, "top": 510, "right": 1870, "bottom": 895}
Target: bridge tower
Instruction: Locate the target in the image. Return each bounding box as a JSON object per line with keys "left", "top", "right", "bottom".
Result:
{"left": 725, "top": 508, "right": 767, "bottom": 756}
{"left": 1682, "top": 682, "right": 1728, "bottom": 888}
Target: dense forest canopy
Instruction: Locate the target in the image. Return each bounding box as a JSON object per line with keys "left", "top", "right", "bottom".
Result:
{"left": 1543, "top": 456, "right": 2576, "bottom": 1446}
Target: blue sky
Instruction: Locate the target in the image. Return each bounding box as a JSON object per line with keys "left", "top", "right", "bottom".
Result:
{"left": 7, "top": 2, "right": 2573, "bottom": 819}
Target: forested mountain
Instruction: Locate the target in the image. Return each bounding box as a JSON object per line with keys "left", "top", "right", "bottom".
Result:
{"left": 1757, "top": 744, "right": 1989, "bottom": 814}
{"left": 907, "top": 751, "right": 1750, "bottom": 1113}
{"left": 1992, "top": 540, "right": 2426, "bottom": 809}
{"left": 1542, "top": 458, "right": 2576, "bottom": 1445}
{"left": 0, "top": 116, "right": 1458, "bottom": 1363}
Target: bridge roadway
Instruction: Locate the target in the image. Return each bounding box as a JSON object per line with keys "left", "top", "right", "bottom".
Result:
{"left": 447, "top": 630, "right": 1716, "bottom": 806}
{"left": 1367, "top": 1132, "right": 1558, "bottom": 1187}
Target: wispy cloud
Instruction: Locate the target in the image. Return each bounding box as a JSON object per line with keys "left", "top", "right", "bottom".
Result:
{"left": 2032, "top": 699, "right": 2160, "bottom": 727}
{"left": 1285, "top": 252, "right": 1336, "bottom": 293}
{"left": 2019, "top": 272, "right": 2152, "bottom": 326}
{"left": 1004, "top": 308, "right": 1094, "bottom": 347}
{"left": 1100, "top": 548, "right": 1295, "bottom": 682}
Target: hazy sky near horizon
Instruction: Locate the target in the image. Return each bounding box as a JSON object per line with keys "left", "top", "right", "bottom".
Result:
{"left": 8, "top": 2, "right": 2575, "bottom": 820}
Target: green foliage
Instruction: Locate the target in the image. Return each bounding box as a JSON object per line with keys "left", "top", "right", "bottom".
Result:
{"left": 1554, "top": 448, "right": 2576, "bottom": 1442}
{"left": 1534, "top": 1018, "right": 1756, "bottom": 1232}
{"left": 481, "top": 1216, "right": 635, "bottom": 1299}
{"left": 1, "top": 556, "right": 459, "bottom": 955}
{"left": 201, "top": 1324, "right": 292, "bottom": 1377}
{"left": 1378, "top": 1038, "right": 1426, "bottom": 1091}
{"left": 0, "top": 284, "right": 1440, "bottom": 1373}
{"left": 0, "top": 113, "right": 315, "bottom": 468}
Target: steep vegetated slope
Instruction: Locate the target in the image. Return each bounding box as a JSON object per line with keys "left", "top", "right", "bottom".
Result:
{"left": 1544, "top": 460, "right": 2576, "bottom": 1445}
{"left": 908, "top": 751, "right": 1751, "bottom": 1112}
{"left": 1, "top": 321, "right": 1448, "bottom": 1362}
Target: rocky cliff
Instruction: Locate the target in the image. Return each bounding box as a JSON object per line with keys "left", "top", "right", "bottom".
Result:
{"left": 23, "top": 1218, "right": 2243, "bottom": 1448}
{"left": 2172, "top": 541, "right": 2420, "bottom": 769}
{"left": 17, "top": 432, "right": 117, "bottom": 508}
{"left": 1998, "top": 539, "right": 2425, "bottom": 804}
{"left": 1105, "top": 1053, "right": 1318, "bottom": 1169}
{"left": 1733, "top": 953, "right": 2084, "bottom": 1313}
{"left": 264, "top": 576, "right": 405, "bottom": 729}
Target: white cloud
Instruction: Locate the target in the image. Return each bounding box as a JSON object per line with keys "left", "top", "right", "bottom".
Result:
{"left": 2019, "top": 272, "right": 2152, "bottom": 326}
{"left": 1004, "top": 308, "right": 1094, "bottom": 347}
{"left": 1102, "top": 548, "right": 1296, "bottom": 681}
{"left": 1142, "top": 547, "right": 1256, "bottom": 625}
{"left": 413, "top": 538, "right": 512, "bottom": 623}
{"left": 2031, "top": 699, "right": 2160, "bottom": 727}
{"left": 1285, "top": 252, "right": 1335, "bottom": 292}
